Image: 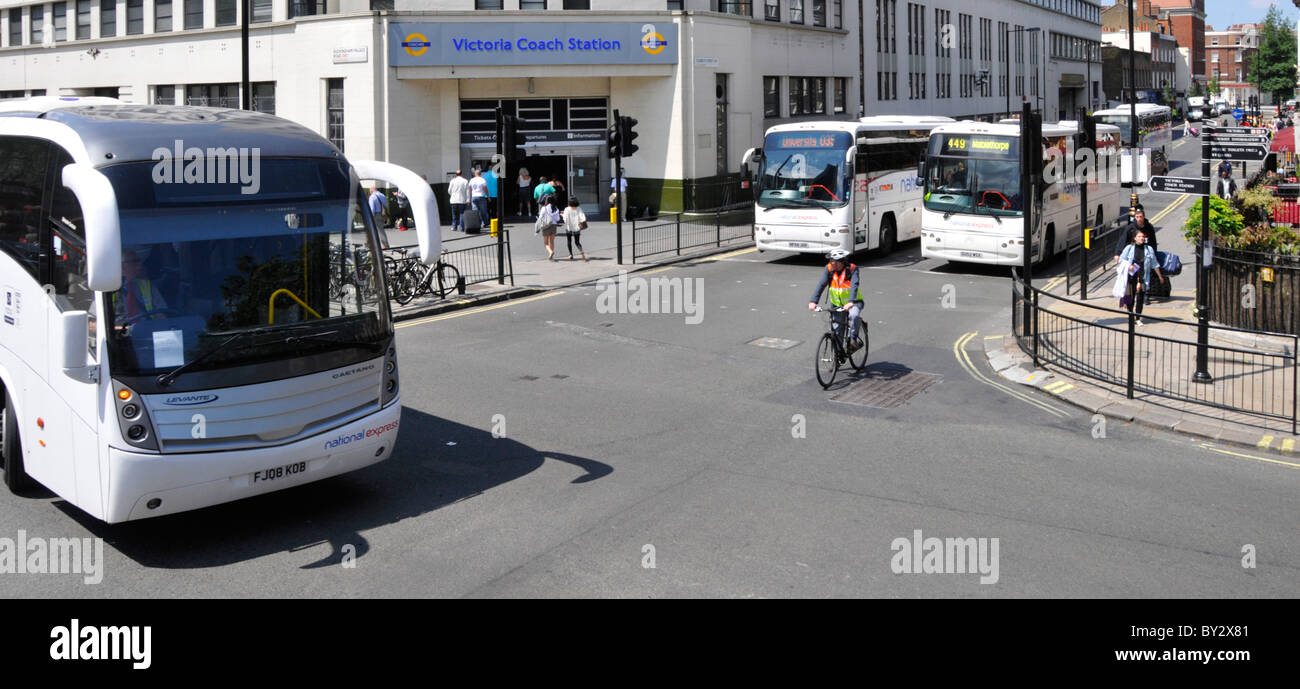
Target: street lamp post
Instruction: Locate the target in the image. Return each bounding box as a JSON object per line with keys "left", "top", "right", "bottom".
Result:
{"left": 1128, "top": 0, "right": 1138, "bottom": 218}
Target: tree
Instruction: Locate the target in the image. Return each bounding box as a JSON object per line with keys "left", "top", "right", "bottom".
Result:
{"left": 1247, "top": 5, "right": 1298, "bottom": 105}
{"left": 1207, "top": 75, "right": 1220, "bottom": 98}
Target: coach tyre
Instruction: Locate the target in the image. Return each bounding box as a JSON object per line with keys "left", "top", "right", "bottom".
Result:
{"left": 2, "top": 388, "right": 32, "bottom": 494}
{"left": 878, "top": 215, "right": 897, "bottom": 256}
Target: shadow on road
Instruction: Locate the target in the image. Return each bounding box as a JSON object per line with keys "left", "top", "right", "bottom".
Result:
{"left": 57, "top": 407, "right": 612, "bottom": 570}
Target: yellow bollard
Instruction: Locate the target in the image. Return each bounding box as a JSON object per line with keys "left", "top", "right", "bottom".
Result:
{"left": 490, "top": 217, "right": 499, "bottom": 237}
{"left": 1084, "top": 227, "right": 1091, "bottom": 250}
{"left": 610, "top": 207, "right": 617, "bottom": 224}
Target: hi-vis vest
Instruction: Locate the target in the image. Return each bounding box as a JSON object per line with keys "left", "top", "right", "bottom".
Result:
{"left": 827, "top": 264, "right": 857, "bottom": 306}
{"left": 114, "top": 279, "right": 158, "bottom": 318}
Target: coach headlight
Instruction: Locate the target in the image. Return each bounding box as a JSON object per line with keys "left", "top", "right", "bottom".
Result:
{"left": 113, "top": 382, "right": 158, "bottom": 451}
{"left": 834, "top": 225, "right": 850, "bottom": 234}
{"left": 381, "top": 339, "right": 399, "bottom": 407}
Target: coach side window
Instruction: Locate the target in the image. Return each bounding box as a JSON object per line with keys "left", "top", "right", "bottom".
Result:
{"left": 0, "top": 136, "right": 48, "bottom": 281}
{"left": 47, "top": 148, "right": 95, "bottom": 314}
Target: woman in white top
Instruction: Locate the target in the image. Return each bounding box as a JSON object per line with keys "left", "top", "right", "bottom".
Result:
{"left": 517, "top": 167, "right": 532, "bottom": 217}
{"left": 537, "top": 194, "right": 563, "bottom": 260}
{"left": 561, "top": 196, "right": 588, "bottom": 261}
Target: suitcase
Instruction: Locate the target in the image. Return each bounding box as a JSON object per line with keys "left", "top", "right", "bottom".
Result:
{"left": 463, "top": 208, "right": 482, "bottom": 233}
{"left": 1156, "top": 251, "right": 1182, "bottom": 276}
{"left": 1146, "top": 272, "right": 1172, "bottom": 301}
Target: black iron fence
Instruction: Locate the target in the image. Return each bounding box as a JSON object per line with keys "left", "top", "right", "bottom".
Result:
{"left": 383, "top": 231, "right": 514, "bottom": 302}
{"left": 1013, "top": 271, "right": 1298, "bottom": 432}
{"left": 1065, "top": 215, "right": 1128, "bottom": 299}
{"left": 1207, "top": 246, "right": 1300, "bottom": 335}
{"left": 630, "top": 207, "right": 754, "bottom": 263}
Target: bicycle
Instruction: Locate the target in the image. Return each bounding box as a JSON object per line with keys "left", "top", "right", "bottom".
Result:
{"left": 388, "top": 247, "right": 462, "bottom": 305}
{"left": 813, "top": 304, "right": 868, "bottom": 389}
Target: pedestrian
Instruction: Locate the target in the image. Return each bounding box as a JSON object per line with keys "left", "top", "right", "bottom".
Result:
{"left": 392, "top": 188, "right": 412, "bottom": 230}
{"left": 551, "top": 174, "right": 566, "bottom": 199}
{"left": 484, "top": 166, "right": 498, "bottom": 220}
{"left": 447, "top": 169, "right": 469, "bottom": 232}
{"left": 533, "top": 176, "right": 556, "bottom": 206}
{"left": 1118, "top": 229, "right": 1165, "bottom": 325}
{"left": 1114, "top": 204, "right": 1158, "bottom": 262}
{"left": 517, "top": 166, "right": 533, "bottom": 217}
{"left": 368, "top": 185, "right": 389, "bottom": 229}
{"left": 535, "top": 193, "right": 561, "bottom": 260}
{"left": 468, "top": 168, "right": 489, "bottom": 227}
{"left": 561, "top": 196, "right": 588, "bottom": 261}
{"left": 1215, "top": 166, "right": 1238, "bottom": 200}
{"left": 610, "top": 170, "right": 628, "bottom": 220}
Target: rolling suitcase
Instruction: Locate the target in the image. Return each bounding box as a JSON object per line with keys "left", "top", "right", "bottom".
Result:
{"left": 463, "top": 208, "right": 482, "bottom": 234}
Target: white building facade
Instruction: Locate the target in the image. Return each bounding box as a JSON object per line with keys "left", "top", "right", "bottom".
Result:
{"left": 0, "top": 0, "right": 862, "bottom": 213}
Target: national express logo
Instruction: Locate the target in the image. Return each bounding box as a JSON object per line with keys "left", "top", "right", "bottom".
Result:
{"left": 639, "top": 23, "right": 667, "bottom": 55}
{"left": 402, "top": 32, "right": 431, "bottom": 57}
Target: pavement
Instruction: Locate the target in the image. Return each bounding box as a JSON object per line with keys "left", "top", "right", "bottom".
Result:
{"left": 379, "top": 214, "right": 753, "bottom": 321}
{"left": 982, "top": 142, "right": 1300, "bottom": 453}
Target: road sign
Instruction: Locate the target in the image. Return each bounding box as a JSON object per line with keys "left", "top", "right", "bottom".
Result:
{"left": 1206, "top": 133, "right": 1271, "bottom": 145}
{"left": 1208, "top": 143, "right": 1270, "bottom": 161}
{"left": 1233, "top": 108, "right": 1244, "bottom": 119}
{"left": 1207, "top": 125, "right": 1270, "bottom": 136}
{"left": 1148, "top": 175, "right": 1209, "bottom": 194}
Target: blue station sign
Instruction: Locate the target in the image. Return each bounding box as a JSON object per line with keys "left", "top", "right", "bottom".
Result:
{"left": 389, "top": 22, "right": 679, "bottom": 66}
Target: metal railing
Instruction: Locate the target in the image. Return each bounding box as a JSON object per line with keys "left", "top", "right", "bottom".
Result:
{"left": 438, "top": 230, "right": 514, "bottom": 288}
{"left": 1065, "top": 215, "right": 1128, "bottom": 299}
{"left": 1013, "top": 270, "right": 1298, "bottom": 433}
{"left": 630, "top": 207, "right": 754, "bottom": 263}
{"left": 1208, "top": 245, "right": 1300, "bottom": 335}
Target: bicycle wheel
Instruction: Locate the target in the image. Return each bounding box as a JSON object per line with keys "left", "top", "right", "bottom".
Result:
{"left": 847, "top": 326, "right": 867, "bottom": 371}
{"left": 392, "top": 268, "right": 419, "bottom": 305}
{"left": 435, "top": 263, "right": 462, "bottom": 299}
{"left": 815, "top": 333, "right": 839, "bottom": 389}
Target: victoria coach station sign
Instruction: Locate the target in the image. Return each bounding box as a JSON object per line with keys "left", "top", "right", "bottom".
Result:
{"left": 389, "top": 22, "right": 679, "bottom": 66}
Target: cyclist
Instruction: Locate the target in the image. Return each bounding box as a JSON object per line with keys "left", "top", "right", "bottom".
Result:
{"left": 807, "top": 249, "right": 864, "bottom": 352}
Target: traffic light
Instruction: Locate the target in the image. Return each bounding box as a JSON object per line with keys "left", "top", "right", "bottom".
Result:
{"left": 1079, "top": 113, "right": 1096, "bottom": 153}
{"left": 607, "top": 122, "right": 620, "bottom": 155}
{"left": 618, "top": 115, "right": 639, "bottom": 158}
{"left": 503, "top": 114, "right": 526, "bottom": 165}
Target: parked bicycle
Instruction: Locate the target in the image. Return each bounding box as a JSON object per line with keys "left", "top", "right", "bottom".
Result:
{"left": 387, "top": 246, "right": 463, "bottom": 305}
{"left": 813, "top": 304, "right": 868, "bottom": 389}
{"left": 329, "top": 242, "right": 383, "bottom": 303}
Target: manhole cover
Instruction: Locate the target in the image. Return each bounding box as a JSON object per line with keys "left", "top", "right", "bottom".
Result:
{"left": 749, "top": 337, "right": 801, "bottom": 350}
{"left": 830, "top": 370, "right": 943, "bottom": 408}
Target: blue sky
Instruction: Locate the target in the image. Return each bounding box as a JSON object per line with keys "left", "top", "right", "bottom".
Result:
{"left": 1205, "top": 0, "right": 1299, "bottom": 30}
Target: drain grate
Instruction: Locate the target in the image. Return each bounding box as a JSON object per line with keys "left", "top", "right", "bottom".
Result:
{"left": 830, "top": 370, "right": 943, "bottom": 408}
{"left": 749, "top": 337, "right": 801, "bottom": 350}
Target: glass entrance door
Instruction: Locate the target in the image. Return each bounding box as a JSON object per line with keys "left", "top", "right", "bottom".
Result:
{"left": 568, "top": 155, "right": 600, "bottom": 215}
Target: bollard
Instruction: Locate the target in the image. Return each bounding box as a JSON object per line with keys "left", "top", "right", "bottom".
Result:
{"left": 610, "top": 207, "right": 617, "bottom": 224}
{"left": 490, "top": 217, "right": 499, "bottom": 238}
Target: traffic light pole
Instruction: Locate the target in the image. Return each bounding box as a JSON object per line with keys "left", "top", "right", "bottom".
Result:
{"left": 1194, "top": 126, "right": 1213, "bottom": 382}
{"left": 615, "top": 152, "right": 624, "bottom": 265}
{"left": 495, "top": 108, "right": 506, "bottom": 284}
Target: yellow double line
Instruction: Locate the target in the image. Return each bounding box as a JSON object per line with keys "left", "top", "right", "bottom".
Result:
{"left": 1147, "top": 194, "right": 1190, "bottom": 225}
{"left": 953, "top": 332, "right": 1069, "bottom": 418}
{"left": 396, "top": 291, "right": 563, "bottom": 329}
{"left": 1199, "top": 443, "right": 1300, "bottom": 470}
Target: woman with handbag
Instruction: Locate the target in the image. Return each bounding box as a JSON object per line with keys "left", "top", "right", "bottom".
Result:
{"left": 535, "top": 194, "right": 562, "bottom": 260}
{"left": 1117, "top": 229, "right": 1164, "bottom": 325}
{"left": 562, "top": 196, "right": 588, "bottom": 261}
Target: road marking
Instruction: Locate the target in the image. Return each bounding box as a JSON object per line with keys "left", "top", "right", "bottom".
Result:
{"left": 984, "top": 334, "right": 1004, "bottom": 340}
{"left": 1148, "top": 194, "right": 1189, "bottom": 225}
{"left": 953, "top": 332, "right": 1069, "bottom": 418}
{"left": 1257, "top": 434, "right": 1274, "bottom": 449}
{"left": 1042, "top": 276, "right": 1066, "bottom": 292}
{"left": 396, "top": 291, "right": 564, "bottom": 328}
{"left": 1044, "top": 381, "right": 1075, "bottom": 393}
{"left": 698, "top": 247, "right": 759, "bottom": 262}
{"left": 640, "top": 266, "right": 675, "bottom": 275}
{"left": 1282, "top": 439, "right": 1296, "bottom": 453}
{"left": 1199, "top": 444, "right": 1300, "bottom": 470}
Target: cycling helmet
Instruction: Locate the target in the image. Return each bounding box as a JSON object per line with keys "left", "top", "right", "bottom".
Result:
{"left": 827, "top": 249, "right": 851, "bottom": 262}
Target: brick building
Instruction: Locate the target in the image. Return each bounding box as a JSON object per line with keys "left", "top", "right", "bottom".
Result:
{"left": 1205, "top": 23, "right": 1260, "bottom": 106}
{"left": 1148, "top": 0, "right": 1204, "bottom": 83}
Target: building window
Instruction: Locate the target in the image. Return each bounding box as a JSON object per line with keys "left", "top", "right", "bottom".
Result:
{"left": 76, "top": 0, "right": 91, "bottom": 39}
{"left": 908, "top": 3, "right": 925, "bottom": 100}
{"left": 289, "top": 0, "right": 324, "bottom": 17}
{"left": 9, "top": 8, "right": 22, "bottom": 46}
{"left": 719, "top": 1, "right": 751, "bottom": 15}
{"left": 155, "top": 0, "right": 172, "bottom": 32}
{"left": 834, "top": 77, "right": 847, "bottom": 113}
{"left": 790, "top": 77, "right": 826, "bottom": 115}
{"left": 216, "top": 0, "right": 236, "bottom": 25}
{"left": 155, "top": 85, "right": 176, "bottom": 105}
{"left": 765, "top": 0, "right": 779, "bottom": 21}
{"left": 127, "top": 0, "right": 142, "bottom": 34}
{"left": 717, "top": 73, "right": 729, "bottom": 175}
{"left": 763, "top": 76, "right": 780, "bottom": 117}
{"left": 876, "top": 0, "right": 896, "bottom": 101}
{"left": 935, "top": 8, "right": 950, "bottom": 99}
{"left": 812, "top": 0, "right": 825, "bottom": 26}
{"left": 790, "top": 0, "right": 802, "bottom": 23}
{"left": 958, "top": 14, "right": 971, "bottom": 98}
{"left": 186, "top": 83, "right": 239, "bottom": 108}
{"left": 475, "top": 0, "right": 504, "bottom": 9}
{"left": 327, "top": 79, "right": 345, "bottom": 153}
{"left": 100, "top": 0, "right": 116, "bottom": 37}
{"left": 667, "top": 1, "right": 683, "bottom": 9}
{"left": 833, "top": 0, "right": 841, "bottom": 28}
{"left": 562, "top": 0, "right": 591, "bottom": 8}
{"left": 184, "top": 0, "right": 202, "bottom": 29}
{"left": 979, "top": 18, "right": 991, "bottom": 97}
{"left": 520, "top": 0, "right": 546, "bottom": 7}
{"left": 253, "top": 82, "right": 275, "bottom": 114}
{"left": 30, "top": 5, "right": 44, "bottom": 45}
{"left": 53, "top": 2, "right": 67, "bottom": 41}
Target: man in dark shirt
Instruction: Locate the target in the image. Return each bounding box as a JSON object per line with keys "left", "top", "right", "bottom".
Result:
{"left": 1114, "top": 204, "right": 1158, "bottom": 263}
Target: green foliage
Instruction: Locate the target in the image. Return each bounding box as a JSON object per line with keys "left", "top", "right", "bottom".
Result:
{"left": 1234, "top": 185, "right": 1277, "bottom": 225}
{"left": 1223, "top": 224, "right": 1300, "bottom": 254}
{"left": 1184, "top": 196, "right": 1244, "bottom": 243}
{"left": 1248, "top": 5, "right": 1299, "bottom": 105}
{"left": 1189, "top": 81, "right": 1203, "bottom": 98}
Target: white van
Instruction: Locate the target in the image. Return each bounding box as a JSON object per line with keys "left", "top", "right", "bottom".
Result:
{"left": 1187, "top": 96, "right": 1205, "bottom": 121}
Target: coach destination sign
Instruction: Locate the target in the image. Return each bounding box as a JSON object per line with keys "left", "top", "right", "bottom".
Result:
{"left": 1208, "top": 143, "right": 1270, "bottom": 161}
{"left": 1148, "top": 175, "right": 1208, "bottom": 194}
{"left": 389, "top": 22, "right": 679, "bottom": 66}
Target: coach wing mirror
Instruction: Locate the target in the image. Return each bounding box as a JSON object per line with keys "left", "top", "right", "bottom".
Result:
{"left": 60, "top": 311, "right": 97, "bottom": 383}
{"left": 353, "top": 160, "right": 441, "bottom": 266}
{"left": 917, "top": 160, "right": 927, "bottom": 185}
{"left": 61, "top": 164, "right": 122, "bottom": 291}
{"left": 741, "top": 147, "right": 761, "bottom": 181}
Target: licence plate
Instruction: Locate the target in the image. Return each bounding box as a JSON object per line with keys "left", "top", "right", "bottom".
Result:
{"left": 960, "top": 251, "right": 984, "bottom": 258}
{"left": 251, "top": 460, "right": 307, "bottom": 484}
{"left": 788, "top": 242, "right": 809, "bottom": 248}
